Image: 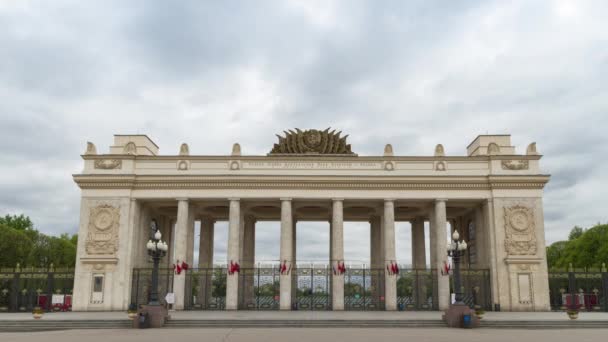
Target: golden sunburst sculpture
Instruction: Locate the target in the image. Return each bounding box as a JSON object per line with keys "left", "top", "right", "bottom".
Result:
{"left": 269, "top": 128, "right": 356, "bottom": 155}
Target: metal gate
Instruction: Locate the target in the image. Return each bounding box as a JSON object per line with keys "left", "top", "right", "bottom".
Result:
{"left": 344, "top": 268, "right": 384, "bottom": 310}
{"left": 397, "top": 269, "right": 434, "bottom": 310}
{"left": 459, "top": 269, "right": 492, "bottom": 310}
{"left": 0, "top": 265, "right": 74, "bottom": 312}
{"left": 131, "top": 268, "right": 174, "bottom": 307}
{"left": 185, "top": 268, "right": 226, "bottom": 310}
{"left": 294, "top": 266, "right": 331, "bottom": 310}
{"left": 239, "top": 267, "right": 280, "bottom": 310}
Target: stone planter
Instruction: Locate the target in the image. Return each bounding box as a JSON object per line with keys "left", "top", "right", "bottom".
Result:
{"left": 475, "top": 310, "right": 485, "bottom": 320}
{"left": 33, "top": 313, "right": 43, "bottom": 319}
{"left": 567, "top": 310, "right": 579, "bottom": 320}
{"left": 128, "top": 311, "right": 137, "bottom": 319}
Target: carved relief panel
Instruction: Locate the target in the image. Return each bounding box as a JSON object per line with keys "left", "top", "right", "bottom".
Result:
{"left": 85, "top": 205, "right": 120, "bottom": 255}
{"left": 504, "top": 205, "right": 537, "bottom": 255}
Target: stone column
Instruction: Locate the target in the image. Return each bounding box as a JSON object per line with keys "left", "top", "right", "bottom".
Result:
{"left": 173, "top": 198, "right": 189, "bottom": 310}
{"left": 242, "top": 215, "right": 256, "bottom": 307}
{"left": 186, "top": 217, "right": 195, "bottom": 267}
{"left": 434, "top": 199, "right": 449, "bottom": 310}
{"left": 411, "top": 218, "right": 426, "bottom": 269}
{"left": 226, "top": 198, "right": 241, "bottom": 310}
{"left": 291, "top": 219, "right": 297, "bottom": 307}
{"left": 331, "top": 199, "right": 344, "bottom": 310}
{"left": 198, "top": 217, "right": 214, "bottom": 307}
{"left": 411, "top": 217, "right": 427, "bottom": 307}
{"left": 369, "top": 216, "right": 381, "bottom": 300}
{"left": 279, "top": 198, "right": 293, "bottom": 310}
{"left": 383, "top": 199, "right": 397, "bottom": 311}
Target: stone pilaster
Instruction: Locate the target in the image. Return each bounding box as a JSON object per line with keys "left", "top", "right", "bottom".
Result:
{"left": 331, "top": 199, "right": 345, "bottom": 311}
{"left": 434, "top": 199, "right": 449, "bottom": 310}
{"left": 279, "top": 198, "right": 293, "bottom": 310}
{"left": 226, "top": 198, "right": 241, "bottom": 310}
{"left": 483, "top": 199, "right": 499, "bottom": 307}
{"left": 173, "top": 198, "right": 189, "bottom": 310}
{"left": 383, "top": 199, "right": 397, "bottom": 311}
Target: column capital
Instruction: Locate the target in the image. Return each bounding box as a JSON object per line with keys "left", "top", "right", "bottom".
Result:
{"left": 176, "top": 197, "right": 189, "bottom": 202}
{"left": 227, "top": 197, "right": 240, "bottom": 202}
{"left": 435, "top": 198, "right": 448, "bottom": 203}
{"left": 384, "top": 198, "right": 395, "bottom": 203}
{"left": 332, "top": 198, "right": 344, "bottom": 202}
{"left": 280, "top": 197, "right": 292, "bottom": 202}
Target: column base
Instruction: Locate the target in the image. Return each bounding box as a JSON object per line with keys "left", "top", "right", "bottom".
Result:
{"left": 442, "top": 304, "right": 480, "bottom": 328}
{"left": 133, "top": 305, "right": 169, "bottom": 328}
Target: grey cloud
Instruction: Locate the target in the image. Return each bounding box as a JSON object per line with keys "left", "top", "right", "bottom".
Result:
{"left": 1, "top": 1, "right": 607, "bottom": 264}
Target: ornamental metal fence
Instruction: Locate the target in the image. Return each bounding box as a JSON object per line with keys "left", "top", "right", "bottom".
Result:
{"left": 130, "top": 268, "right": 174, "bottom": 308}
{"left": 397, "top": 269, "right": 435, "bottom": 310}
{"left": 185, "top": 268, "right": 227, "bottom": 310}
{"left": 454, "top": 269, "right": 492, "bottom": 311}
{"left": 344, "top": 268, "right": 385, "bottom": 311}
{"left": 0, "top": 265, "right": 74, "bottom": 312}
{"left": 239, "top": 267, "right": 280, "bottom": 310}
{"left": 548, "top": 267, "right": 608, "bottom": 312}
{"left": 294, "top": 266, "right": 331, "bottom": 310}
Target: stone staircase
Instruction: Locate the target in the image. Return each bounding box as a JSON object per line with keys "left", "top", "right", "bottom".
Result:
{"left": 1, "top": 317, "right": 606, "bottom": 332}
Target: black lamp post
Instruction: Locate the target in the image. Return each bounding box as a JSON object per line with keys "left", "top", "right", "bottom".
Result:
{"left": 146, "top": 220, "right": 168, "bottom": 306}
{"left": 447, "top": 230, "right": 468, "bottom": 305}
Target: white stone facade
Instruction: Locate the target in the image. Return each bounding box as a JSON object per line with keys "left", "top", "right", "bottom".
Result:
{"left": 73, "top": 132, "right": 550, "bottom": 312}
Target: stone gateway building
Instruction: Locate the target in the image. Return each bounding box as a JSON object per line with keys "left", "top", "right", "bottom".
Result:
{"left": 72, "top": 129, "right": 550, "bottom": 312}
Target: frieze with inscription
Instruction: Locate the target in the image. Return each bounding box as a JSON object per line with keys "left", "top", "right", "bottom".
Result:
{"left": 242, "top": 161, "right": 382, "bottom": 170}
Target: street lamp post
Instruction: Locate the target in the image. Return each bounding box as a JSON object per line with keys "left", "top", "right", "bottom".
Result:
{"left": 447, "top": 230, "right": 468, "bottom": 305}
{"left": 146, "top": 220, "right": 168, "bottom": 306}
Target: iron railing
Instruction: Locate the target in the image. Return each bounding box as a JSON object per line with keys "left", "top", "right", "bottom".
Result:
{"left": 0, "top": 265, "right": 74, "bottom": 312}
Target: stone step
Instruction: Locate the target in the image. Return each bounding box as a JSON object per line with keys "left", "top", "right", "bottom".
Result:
{"left": 164, "top": 319, "right": 447, "bottom": 328}
{"left": 0, "top": 320, "right": 132, "bottom": 332}
{"left": 480, "top": 320, "right": 608, "bottom": 329}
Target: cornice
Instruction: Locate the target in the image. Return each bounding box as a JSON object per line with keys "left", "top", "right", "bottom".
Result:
{"left": 73, "top": 174, "right": 550, "bottom": 190}
{"left": 82, "top": 154, "right": 543, "bottom": 162}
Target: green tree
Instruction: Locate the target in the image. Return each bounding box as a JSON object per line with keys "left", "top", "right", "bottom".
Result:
{"left": 568, "top": 226, "right": 584, "bottom": 240}
{"left": 0, "top": 224, "right": 34, "bottom": 267}
{"left": 0, "top": 214, "right": 34, "bottom": 231}
{"left": 546, "top": 224, "right": 608, "bottom": 269}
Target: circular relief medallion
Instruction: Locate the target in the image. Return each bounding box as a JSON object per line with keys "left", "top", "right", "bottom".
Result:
{"left": 509, "top": 211, "right": 529, "bottom": 232}
{"left": 303, "top": 130, "right": 322, "bottom": 148}
{"left": 94, "top": 209, "right": 114, "bottom": 230}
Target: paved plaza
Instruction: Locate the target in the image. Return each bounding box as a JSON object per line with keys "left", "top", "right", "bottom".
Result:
{"left": 1, "top": 328, "right": 608, "bottom": 342}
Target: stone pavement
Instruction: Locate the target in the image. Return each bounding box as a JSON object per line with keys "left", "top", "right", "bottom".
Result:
{"left": 1, "top": 310, "right": 607, "bottom": 321}
{"left": 2, "top": 328, "right": 608, "bottom": 342}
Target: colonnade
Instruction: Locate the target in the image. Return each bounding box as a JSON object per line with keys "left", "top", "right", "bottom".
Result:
{"left": 159, "top": 198, "right": 455, "bottom": 311}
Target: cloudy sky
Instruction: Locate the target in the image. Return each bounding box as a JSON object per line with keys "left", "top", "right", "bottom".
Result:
{"left": 1, "top": 1, "right": 607, "bottom": 265}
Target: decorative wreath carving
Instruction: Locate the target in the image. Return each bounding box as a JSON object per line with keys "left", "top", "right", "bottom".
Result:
{"left": 85, "top": 205, "right": 120, "bottom": 255}
{"left": 94, "top": 159, "right": 122, "bottom": 170}
{"left": 504, "top": 205, "right": 537, "bottom": 255}
{"left": 270, "top": 128, "right": 355, "bottom": 155}
{"left": 501, "top": 160, "right": 529, "bottom": 170}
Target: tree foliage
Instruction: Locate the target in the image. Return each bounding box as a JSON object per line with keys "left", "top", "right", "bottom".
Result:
{"left": 0, "top": 214, "right": 77, "bottom": 268}
{"left": 546, "top": 224, "right": 608, "bottom": 269}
